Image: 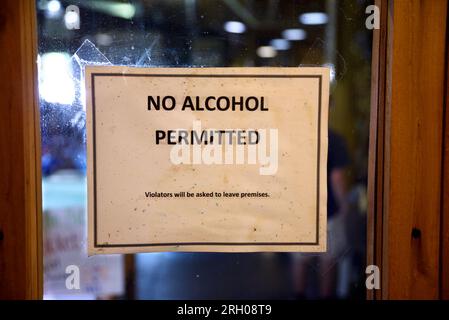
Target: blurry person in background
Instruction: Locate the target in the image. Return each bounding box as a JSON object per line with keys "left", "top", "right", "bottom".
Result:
{"left": 291, "top": 127, "right": 350, "bottom": 299}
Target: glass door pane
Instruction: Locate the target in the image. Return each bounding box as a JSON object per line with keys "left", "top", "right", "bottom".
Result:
{"left": 37, "top": 0, "right": 373, "bottom": 299}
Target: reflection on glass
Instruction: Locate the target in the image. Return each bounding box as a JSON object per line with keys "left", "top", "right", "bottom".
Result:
{"left": 37, "top": 0, "right": 372, "bottom": 299}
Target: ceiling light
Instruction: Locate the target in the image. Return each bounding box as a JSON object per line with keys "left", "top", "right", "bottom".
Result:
{"left": 257, "top": 46, "right": 277, "bottom": 58}
{"left": 282, "top": 28, "right": 307, "bottom": 41}
{"left": 224, "top": 21, "right": 246, "bottom": 34}
{"left": 64, "top": 10, "right": 80, "bottom": 29}
{"left": 89, "top": 2, "right": 136, "bottom": 20}
{"left": 47, "top": 0, "right": 61, "bottom": 13}
{"left": 270, "top": 39, "right": 290, "bottom": 51}
{"left": 299, "top": 12, "right": 328, "bottom": 25}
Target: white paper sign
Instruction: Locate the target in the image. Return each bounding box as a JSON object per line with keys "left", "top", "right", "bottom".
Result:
{"left": 86, "top": 67, "right": 329, "bottom": 254}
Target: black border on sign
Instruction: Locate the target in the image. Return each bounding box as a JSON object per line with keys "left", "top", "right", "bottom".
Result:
{"left": 91, "top": 73, "right": 323, "bottom": 248}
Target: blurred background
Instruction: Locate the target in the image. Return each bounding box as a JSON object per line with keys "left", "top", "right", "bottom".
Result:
{"left": 37, "top": 0, "right": 373, "bottom": 299}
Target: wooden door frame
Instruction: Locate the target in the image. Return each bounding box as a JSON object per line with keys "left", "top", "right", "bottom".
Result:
{"left": 368, "top": 0, "right": 449, "bottom": 299}
{"left": 442, "top": 5, "right": 449, "bottom": 300}
{"left": 0, "top": 0, "right": 42, "bottom": 299}
{"left": 0, "top": 0, "right": 448, "bottom": 300}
